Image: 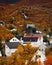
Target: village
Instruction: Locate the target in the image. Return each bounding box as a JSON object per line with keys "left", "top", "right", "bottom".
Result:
{"left": 0, "top": 23, "right": 52, "bottom": 65}
{"left": 0, "top": 1, "right": 52, "bottom": 64}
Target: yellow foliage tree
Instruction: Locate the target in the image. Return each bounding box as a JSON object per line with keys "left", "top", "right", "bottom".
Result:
{"left": 0, "top": 44, "right": 38, "bottom": 65}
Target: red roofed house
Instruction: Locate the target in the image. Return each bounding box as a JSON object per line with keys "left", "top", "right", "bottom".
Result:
{"left": 22, "top": 34, "right": 43, "bottom": 47}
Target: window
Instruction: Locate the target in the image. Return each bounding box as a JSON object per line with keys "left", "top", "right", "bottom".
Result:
{"left": 23, "top": 38, "right": 30, "bottom": 42}
{"left": 31, "top": 38, "right": 38, "bottom": 42}
{"left": 13, "top": 39, "right": 16, "bottom": 41}
{"left": 23, "top": 37, "right": 38, "bottom": 42}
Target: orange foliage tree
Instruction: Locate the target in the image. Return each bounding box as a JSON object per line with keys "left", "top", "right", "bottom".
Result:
{"left": 0, "top": 26, "right": 14, "bottom": 41}
{"left": 45, "top": 56, "right": 52, "bottom": 65}
{"left": 1, "top": 43, "right": 38, "bottom": 65}
{"left": 8, "top": 44, "right": 38, "bottom": 65}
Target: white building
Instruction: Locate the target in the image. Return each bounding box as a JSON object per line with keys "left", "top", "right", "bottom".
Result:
{"left": 5, "top": 42, "right": 20, "bottom": 56}
{"left": 31, "top": 44, "right": 46, "bottom": 65}
{"left": 22, "top": 34, "right": 43, "bottom": 47}
{"left": 5, "top": 37, "right": 20, "bottom": 56}
{"left": 5, "top": 34, "right": 43, "bottom": 56}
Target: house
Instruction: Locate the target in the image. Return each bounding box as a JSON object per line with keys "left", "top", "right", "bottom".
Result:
{"left": 5, "top": 37, "right": 21, "bottom": 56}
{"left": 5, "top": 34, "right": 43, "bottom": 56}
{"left": 21, "top": 34, "right": 43, "bottom": 47}
{"left": 26, "top": 24, "right": 42, "bottom": 35}
{"left": 26, "top": 27, "right": 36, "bottom": 35}
{"left": 16, "top": 34, "right": 43, "bottom": 47}
{"left": 5, "top": 42, "right": 20, "bottom": 56}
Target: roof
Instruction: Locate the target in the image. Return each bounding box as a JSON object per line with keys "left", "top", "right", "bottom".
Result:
{"left": 16, "top": 34, "right": 42, "bottom": 42}
{"left": 23, "top": 36, "right": 41, "bottom": 38}
{"left": 27, "top": 24, "right": 35, "bottom": 28}
{"left": 6, "top": 42, "right": 20, "bottom": 49}
{"left": 23, "top": 37, "right": 38, "bottom": 42}
{"left": 9, "top": 37, "right": 20, "bottom": 42}
{"left": 23, "top": 34, "right": 42, "bottom": 42}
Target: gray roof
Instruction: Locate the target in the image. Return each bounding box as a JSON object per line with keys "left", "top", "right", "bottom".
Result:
{"left": 23, "top": 37, "right": 38, "bottom": 42}
{"left": 6, "top": 42, "right": 20, "bottom": 49}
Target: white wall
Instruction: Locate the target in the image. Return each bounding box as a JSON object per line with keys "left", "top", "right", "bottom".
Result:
{"left": 22, "top": 36, "right": 43, "bottom": 47}
{"left": 31, "top": 42, "right": 39, "bottom": 47}
{"left": 5, "top": 45, "right": 11, "bottom": 56}
{"left": 31, "top": 36, "right": 43, "bottom": 47}
{"left": 5, "top": 45, "right": 17, "bottom": 56}
{"left": 31, "top": 40, "right": 41, "bottom": 47}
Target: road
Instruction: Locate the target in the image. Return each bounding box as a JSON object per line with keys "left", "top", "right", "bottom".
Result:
{"left": 9, "top": 9, "right": 18, "bottom": 16}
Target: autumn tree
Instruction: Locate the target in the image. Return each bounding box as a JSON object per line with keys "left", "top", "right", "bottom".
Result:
{"left": 7, "top": 43, "right": 38, "bottom": 65}
{"left": 0, "top": 26, "right": 14, "bottom": 41}
{"left": 45, "top": 56, "right": 52, "bottom": 65}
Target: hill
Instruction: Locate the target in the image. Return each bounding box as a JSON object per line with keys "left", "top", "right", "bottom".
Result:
{"left": 0, "top": 0, "right": 52, "bottom": 40}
